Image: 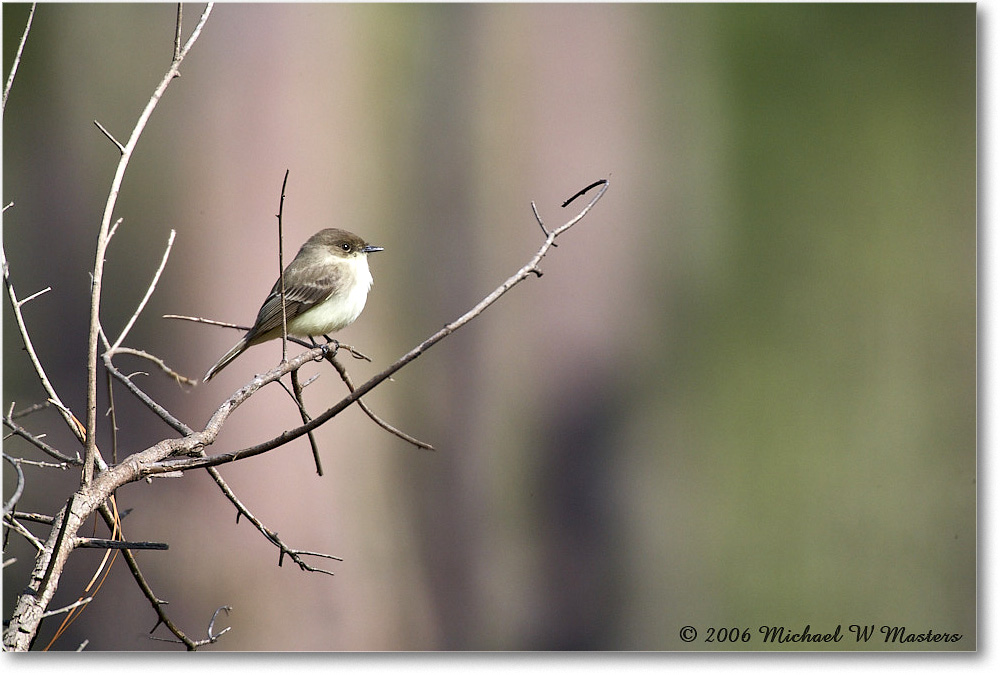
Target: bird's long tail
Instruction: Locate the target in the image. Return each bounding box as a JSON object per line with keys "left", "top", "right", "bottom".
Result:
{"left": 204, "top": 337, "right": 249, "bottom": 382}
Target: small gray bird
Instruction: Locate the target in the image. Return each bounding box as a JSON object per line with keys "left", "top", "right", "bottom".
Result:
{"left": 204, "top": 228, "right": 383, "bottom": 381}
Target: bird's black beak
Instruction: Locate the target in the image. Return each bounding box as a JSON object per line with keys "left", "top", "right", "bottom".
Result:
{"left": 363, "top": 244, "right": 384, "bottom": 254}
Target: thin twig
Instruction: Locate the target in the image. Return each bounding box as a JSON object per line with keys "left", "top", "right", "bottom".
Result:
{"left": 206, "top": 605, "right": 232, "bottom": 642}
{"left": 203, "top": 464, "right": 342, "bottom": 574}
{"left": 10, "top": 400, "right": 51, "bottom": 420}
{"left": 561, "top": 179, "right": 608, "bottom": 208}
{"left": 40, "top": 598, "right": 92, "bottom": 619}
{"left": 531, "top": 200, "right": 550, "bottom": 238}
{"left": 2, "top": 244, "right": 86, "bottom": 445}
{"left": 162, "top": 314, "right": 250, "bottom": 331}
{"left": 112, "top": 229, "right": 176, "bottom": 351}
{"left": 107, "top": 369, "right": 120, "bottom": 464}
{"left": 107, "top": 216, "right": 124, "bottom": 242}
{"left": 173, "top": 3, "right": 183, "bottom": 62}
{"left": 93, "top": 120, "right": 125, "bottom": 154}
{"left": 149, "top": 605, "right": 232, "bottom": 648}
{"left": 7, "top": 511, "right": 55, "bottom": 525}
{"left": 326, "top": 355, "right": 435, "bottom": 451}
{"left": 17, "top": 285, "right": 51, "bottom": 307}
{"left": 2, "top": 515, "right": 44, "bottom": 551}
{"left": 74, "top": 538, "right": 169, "bottom": 550}
{"left": 277, "top": 169, "right": 290, "bottom": 363}
{"left": 102, "top": 353, "right": 191, "bottom": 434}
{"left": 108, "top": 347, "right": 196, "bottom": 386}
{"left": 3, "top": 454, "right": 26, "bottom": 515}
{"left": 4, "top": 457, "right": 70, "bottom": 470}
{"left": 290, "top": 369, "right": 324, "bottom": 475}
{"left": 95, "top": 503, "right": 199, "bottom": 649}
{"left": 2, "top": 2, "right": 36, "bottom": 114}
{"left": 3, "top": 413, "right": 83, "bottom": 465}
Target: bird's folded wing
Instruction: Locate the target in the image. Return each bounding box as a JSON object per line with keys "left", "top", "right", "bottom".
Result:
{"left": 246, "top": 264, "right": 343, "bottom": 341}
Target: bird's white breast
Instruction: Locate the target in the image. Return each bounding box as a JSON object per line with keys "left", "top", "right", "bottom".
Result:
{"left": 288, "top": 254, "right": 374, "bottom": 336}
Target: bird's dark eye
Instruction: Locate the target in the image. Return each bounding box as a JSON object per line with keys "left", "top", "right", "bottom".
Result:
{"left": 341, "top": 243, "right": 351, "bottom": 252}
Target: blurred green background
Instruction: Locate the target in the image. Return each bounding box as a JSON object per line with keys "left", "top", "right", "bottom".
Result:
{"left": 3, "top": 3, "right": 975, "bottom": 651}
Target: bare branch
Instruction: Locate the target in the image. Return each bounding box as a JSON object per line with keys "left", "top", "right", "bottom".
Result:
{"left": 162, "top": 314, "right": 250, "bottom": 331}
{"left": 2, "top": 515, "right": 45, "bottom": 551}
{"left": 2, "top": 3, "right": 36, "bottom": 114}
{"left": 106, "top": 369, "right": 120, "bottom": 463}
{"left": 103, "top": 354, "right": 342, "bottom": 573}
{"left": 561, "top": 178, "right": 608, "bottom": 208}
{"left": 84, "top": 2, "right": 214, "bottom": 485}
{"left": 108, "top": 347, "right": 196, "bottom": 386}
{"left": 277, "top": 169, "right": 290, "bottom": 363}
{"left": 326, "top": 355, "right": 435, "bottom": 451}
{"left": 95, "top": 503, "right": 200, "bottom": 649}
{"left": 107, "top": 216, "right": 124, "bottom": 242}
{"left": 173, "top": 3, "right": 183, "bottom": 62}
{"left": 93, "top": 119, "right": 125, "bottom": 154}
{"left": 3, "top": 457, "right": 70, "bottom": 470}
{"left": 2, "top": 243, "right": 87, "bottom": 445}
{"left": 206, "top": 605, "right": 232, "bottom": 642}
{"left": 111, "top": 229, "right": 176, "bottom": 351}
{"left": 289, "top": 369, "right": 324, "bottom": 475}
{"left": 103, "top": 352, "right": 191, "bottom": 435}
{"left": 7, "top": 511, "right": 55, "bottom": 525}
{"left": 10, "top": 400, "right": 52, "bottom": 420}
{"left": 150, "top": 605, "right": 232, "bottom": 648}
{"left": 203, "top": 464, "right": 342, "bottom": 574}
{"left": 74, "top": 538, "right": 169, "bottom": 551}
{"left": 16, "top": 285, "right": 51, "bottom": 307}
{"left": 531, "top": 200, "right": 551, "bottom": 240}
{"left": 3, "top": 411, "right": 83, "bottom": 465}
{"left": 3, "top": 454, "right": 26, "bottom": 515}
{"left": 40, "top": 598, "right": 92, "bottom": 620}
